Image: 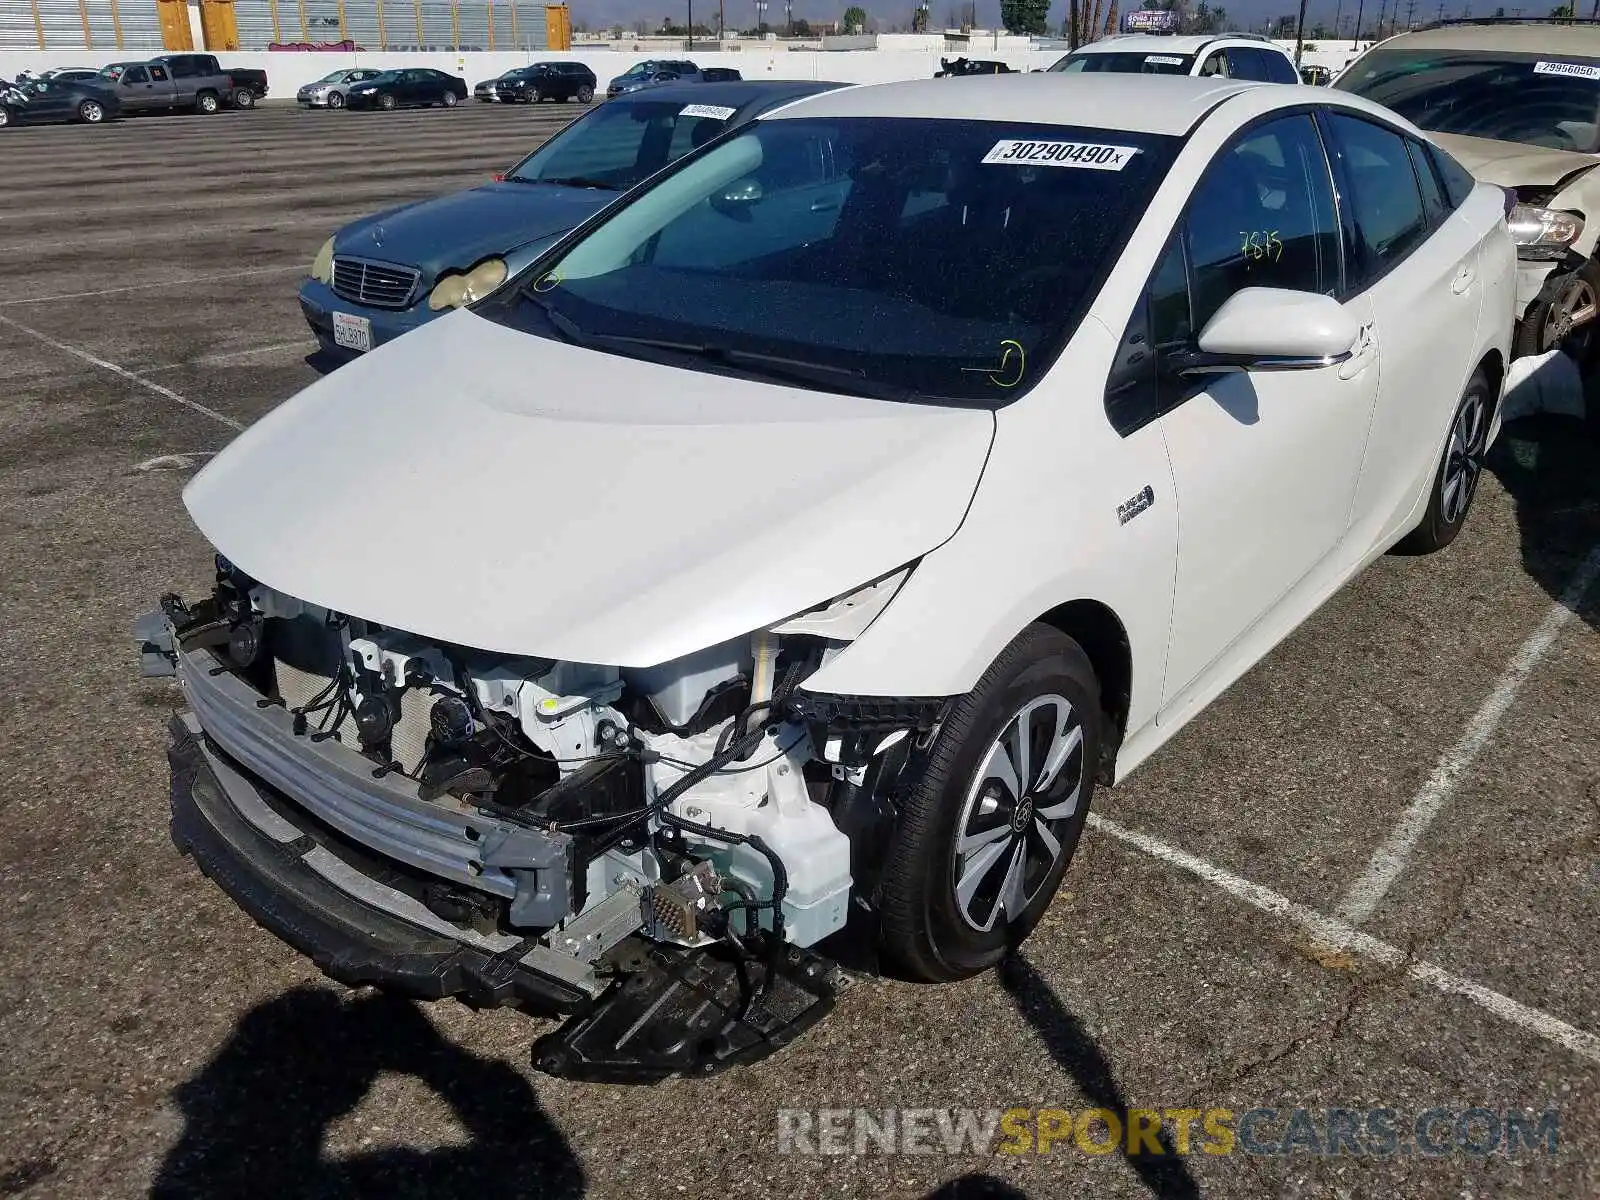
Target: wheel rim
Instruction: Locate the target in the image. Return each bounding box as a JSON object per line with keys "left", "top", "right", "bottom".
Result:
{"left": 82, "top": 102, "right": 102, "bottom": 122}
{"left": 1542, "top": 276, "right": 1598, "bottom": 354}
{"left": 381, "top": 95, "right": 395, "bottom": 110}
{"left": 329, "top": 92, "right": 344, "bottom": 108}
{"left": 1440, "top": 390, "right": 1488, "bottom": 526}
{"left": 579, "top": 86, "right": 593, "bottom": 102}
{"left": 201, "top": 96, "right": 215, "bottom": 112}
{"left": 951, "top": 694, "right": 1085, "bottom": 933}
{"left": 445, "top": 92, "right": 456, "bottom": 106}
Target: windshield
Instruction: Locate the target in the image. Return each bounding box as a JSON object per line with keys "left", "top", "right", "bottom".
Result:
{"left": 314, "top": 71, "right": 347, "bottom": 84}
{"left": 482, "top": 117, "right": 1177, "bottom": 405}
{"left": 1050, "top": 51, "right": 1194, "bottom": 75}
{"left": 505, "top": 98, "right": 734, "bottom": 190}
{"left": 1335, "top": 48, "right": 1600, "bottom": 152}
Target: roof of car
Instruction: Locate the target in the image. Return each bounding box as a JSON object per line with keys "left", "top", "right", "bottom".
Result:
{"left": 611, "top": 78, "right": 848, "bottom": 110}
{"left": 762, "top": 73, "right": 1261, "bottom": 135}
{"left": 1369, "top": 20, "right": 1600, "bottom": 52}
{"left": 1069, "top": 33, "right": 1285, "bottom": 53}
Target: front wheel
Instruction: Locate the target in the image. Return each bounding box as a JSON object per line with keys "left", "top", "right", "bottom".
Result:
{"left": 195, "top": 91, "right": 219, "bottom": 115}
{"left": 876, "top": 624, "right": 1101, "bottom": 982}
{"left": 378, "top": 93, "right": 397, "bottom": 111}
{"left": 1395, "top": 368, "right": 1492, "bottom": 555}
{"left": 442, "top": 90, "right": 459, "bottom": 107}
{"left": 1515, "top": 261, "right": 1600, "bottom": 365}
{"left": 327, "top": 91, "right": 345, "bottom": 109}
{"left": 77, "top": 99, "right": 106, "bottom": 124}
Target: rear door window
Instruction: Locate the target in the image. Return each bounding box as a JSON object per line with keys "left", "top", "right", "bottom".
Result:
{"left": 1324, "top": 112, "right": 1431, "bottom": 286}
{"left": 1429, "top": 143, "right": 1479, "bottom": 209}
{"left": 1224, "top": 47, "right": 1271, "bottom": 81}
{"left": 1405, "top": 136, "right": 1449, "bottom": 228}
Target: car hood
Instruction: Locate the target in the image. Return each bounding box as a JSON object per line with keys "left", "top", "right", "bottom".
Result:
{"left": 1429, "top": 131, "right": 1600, "bottom": 188}
{"left": 334, "top": 183, "right": 617, "bottom": 282}
{"left": 184, "top": 310, "right": 996, "bottom": 667}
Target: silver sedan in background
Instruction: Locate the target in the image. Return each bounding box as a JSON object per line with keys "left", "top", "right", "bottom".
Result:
{"left": 297, "top": 68, "right": 385, "bottom": 110}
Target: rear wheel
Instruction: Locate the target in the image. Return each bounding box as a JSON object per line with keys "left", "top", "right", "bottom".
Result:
{"left": 77, "top": 99, "right": 105, "bottom": 124}
{"left": 576, "top": 84, "right": 594, "bottom": 103}
{"left": 442, "top": 90, "right": 458, "bottom": 107}
{"left": 877, "top": 624, "right": 1101, "bottom": 982}
{"left": 1396, "top": 368, "right": 1491, "bottom": 555}
{"left": 195, "top": 90, "right": 219, "bottom": 115}
{"left": 231, "top": 88, "right": 255, "bottom": 109}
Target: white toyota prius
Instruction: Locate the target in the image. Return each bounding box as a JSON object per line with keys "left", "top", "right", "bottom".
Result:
{"left": 142, "top": 73, "right": 1516, "bottom": 1080}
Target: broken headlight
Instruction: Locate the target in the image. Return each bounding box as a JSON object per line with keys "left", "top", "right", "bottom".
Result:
{"left": 1507, "top": 204, "right": 1584, "bottom": 261}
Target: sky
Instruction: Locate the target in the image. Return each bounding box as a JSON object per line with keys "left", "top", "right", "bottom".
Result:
{"left": 571, "top": 0, "right": 1460, "bottom": 35}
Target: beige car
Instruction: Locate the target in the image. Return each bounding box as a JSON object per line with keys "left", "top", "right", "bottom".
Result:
{"left": 1336, "top": 20, "right": 1600, "bottom": 362}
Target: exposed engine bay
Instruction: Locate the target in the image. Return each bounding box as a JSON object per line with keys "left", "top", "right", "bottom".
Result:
{"left": 142, "top": 556, "right": 944, "bottom": 1081}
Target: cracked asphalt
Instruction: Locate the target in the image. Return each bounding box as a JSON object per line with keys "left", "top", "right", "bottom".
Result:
{"left": 1, "top": 101, "right": 1597, "bottom": 1200}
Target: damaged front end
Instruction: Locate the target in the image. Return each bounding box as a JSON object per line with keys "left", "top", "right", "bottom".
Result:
{"left": 139, "top": 556, "right": 944, "bottom": 1081}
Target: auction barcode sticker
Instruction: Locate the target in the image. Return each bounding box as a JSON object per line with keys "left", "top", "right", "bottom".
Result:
{"left": 681, "top": 103, "right": 737, "bottom": 119}
{"left": 982, "top": 139, "right": 1138, "bottom": 170}
{"left": 1533, "top": 60, "right": 1600, "bottom": 80}
{"left": 1145, "top": 55, "right": 1185, "bottom": 65}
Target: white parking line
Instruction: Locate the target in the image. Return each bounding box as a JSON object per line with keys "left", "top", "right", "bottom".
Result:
{"left": 0, "top": 313, "right": 244, "bottom": 433}
{"left": 1336, "top": 541, "right": 1600, "bottom": 925}
{"left": 0, "top": 263, "right": 303, "bottom": 307}
{"left": 143, "top": 340, "right": 311, "bottom": 373}
{"left": 1087, "top": 813, "right": 1600, "bottom": 1066}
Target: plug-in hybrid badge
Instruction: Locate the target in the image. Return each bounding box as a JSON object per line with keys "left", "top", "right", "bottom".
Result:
{"left": 1117, "top": 485, "right": 1154, "bottom": 526}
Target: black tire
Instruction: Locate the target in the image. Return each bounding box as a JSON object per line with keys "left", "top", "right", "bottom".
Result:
{"left": 0, "top": 107, "right": 12, "bottom": 129}
{"left": 327, "top": 91, "right": 345, "bottom": 109}
{"left": 578, "top": 84, "right": 594, "bottom": 102}
{"left": 1395, "top": 368, "right": 1492, "bottom": 555}
{"left": 195, "top": 90, "right": 219, "bottom": 115}
{"left": 231, "top": 88, "right": 255, "bottom": 109}
{"left": 528, "top": 86, "right": 543, "bottom": 103}
{"left": 1514, "top": 260, "right": 1600, "bottom": 366}
{"left": 442, "top": 90, "right": 459, "bottom": 107}
{"left": 877, "top": 623, "right": 1101, "bottom": 982}
{"left": 379, "top": 93, "right": 397, "bottom": 112}
{"left": 77, "top": 98, "right": 106, "bottom": 124}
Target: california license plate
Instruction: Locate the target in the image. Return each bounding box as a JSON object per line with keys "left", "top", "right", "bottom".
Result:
{"left": 332, "top": 311, "right": 372, "bottom": 353}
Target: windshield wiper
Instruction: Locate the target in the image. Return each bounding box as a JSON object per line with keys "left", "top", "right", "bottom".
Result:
{"left": 567, "top": 332, "right": 923, "bottom": 401}
{"left": 539, "top": 176, "right": 621, "bottom": 191}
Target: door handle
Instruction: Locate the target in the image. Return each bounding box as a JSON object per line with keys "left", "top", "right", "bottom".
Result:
{"left": 1337, "top": 323, "right": 1375, "bottom": 380}
{"left": 1451, "top": 262, "right": 1476, "bottom": 295}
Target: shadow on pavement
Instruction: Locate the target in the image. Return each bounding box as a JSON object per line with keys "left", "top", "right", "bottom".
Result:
{"left": 150, "top": 985, "right": 585, "bottom": 1200}
{"left": 922, "top": 1175, "right": 1031, "bottom": 1198}
{"left": 1487, "top": 409, "right": 1600, "bottom": 632}
{"left": 998, "top": 954, "right": 1201, "bottom": 1200}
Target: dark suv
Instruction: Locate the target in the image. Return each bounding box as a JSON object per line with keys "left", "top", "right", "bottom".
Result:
{"left": 495, "top": 62, "right": 597, "bottom": 104}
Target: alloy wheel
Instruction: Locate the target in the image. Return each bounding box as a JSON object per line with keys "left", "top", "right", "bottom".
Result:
{"left": 951, "top": 694, "right": 1085, "bottom": 932}
{"left": 80, "top": 101, "right": 103, "bottom": 123}
{"left": 1441, "top": 389, "right": 1487, "bottom": 526}
{"left": 1542, "top": 274, "right": 1598, "bottom": 356}
{"left": 328, "top": 92, "right": 344, "bottom": 109}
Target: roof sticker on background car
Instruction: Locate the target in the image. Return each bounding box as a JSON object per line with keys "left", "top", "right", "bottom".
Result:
{"left": 1532, "top": 61, "right": 1600, "bottom": 81}
{"left": 981, "top": 140, "right": 1138, "bottom": 170}
{"left": 1145, "top": 55, "right": 1186, "bottom": 65}
{"left": 680, "top": 103, "right": 737, "bottom": 120}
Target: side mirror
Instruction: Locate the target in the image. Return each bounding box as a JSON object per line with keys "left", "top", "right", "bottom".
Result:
{"left": 711, "top": 176, "right": 763, "bottom": 217}
{"left": 1171, "top": 287, "right": 1358, "bottom": 375}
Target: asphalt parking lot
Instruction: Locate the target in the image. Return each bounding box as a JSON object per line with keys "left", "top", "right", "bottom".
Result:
{"left": 1, "top": 100, "right": 1597, "bottom": 1200}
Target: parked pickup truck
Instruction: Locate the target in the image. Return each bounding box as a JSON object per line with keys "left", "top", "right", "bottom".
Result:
{"left": 99, "top": 53, "right": 267, "bottom": 114}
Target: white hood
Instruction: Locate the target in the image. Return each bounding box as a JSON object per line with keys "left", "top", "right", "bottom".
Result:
{"left": 184, "top": 310, "right": 995, "bottom": 667}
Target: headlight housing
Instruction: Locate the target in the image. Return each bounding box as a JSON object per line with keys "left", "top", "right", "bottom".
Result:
{"left": 310, "top": 236, "right": 334, "bottom": 284}
{"left": 1507, "top": 204, "right": 1584, "bottom": 261}
{"left": 427, "top": 257, "right": 508, "bottom": 311}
